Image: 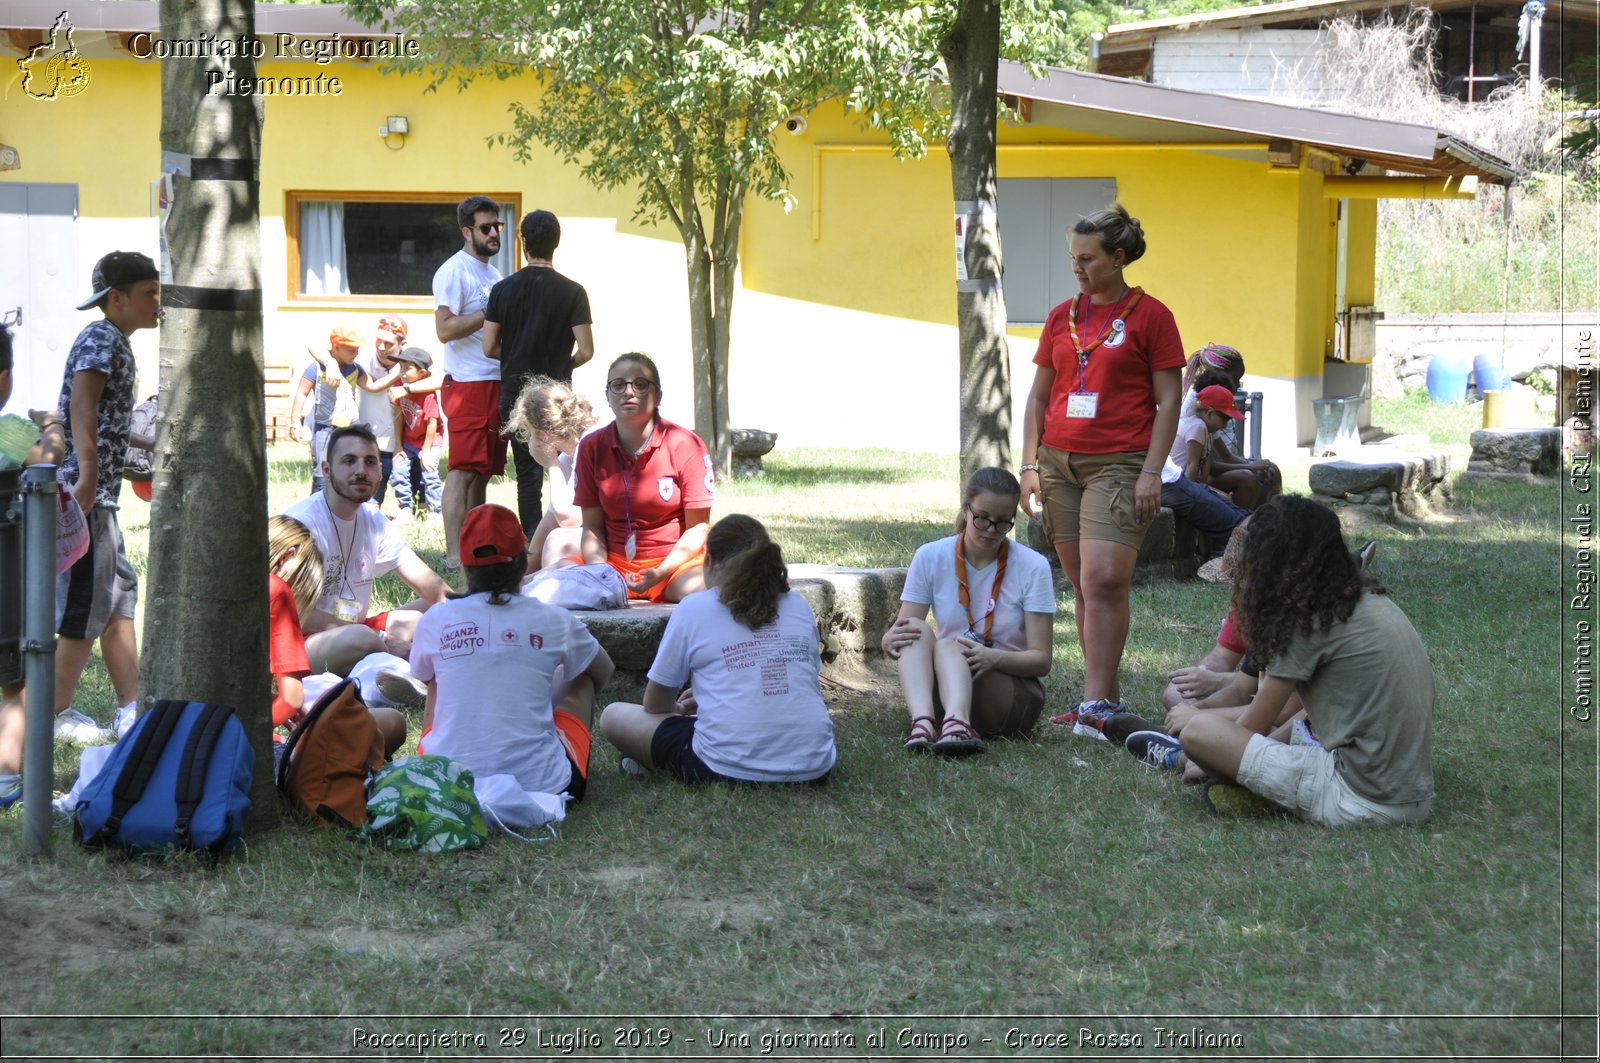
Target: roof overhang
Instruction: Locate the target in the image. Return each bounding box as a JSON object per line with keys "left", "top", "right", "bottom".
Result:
{"left": 998, "top": 61, "right": 1519, "bottom": 186}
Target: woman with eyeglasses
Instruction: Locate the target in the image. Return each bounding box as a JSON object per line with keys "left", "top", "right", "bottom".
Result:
{"left": 574, "top": 352, "right": 713, "bottom": 603}
{"left": 881, "top": 468, "right": 1056, "bottom": 755}
{"left": 1018, "top": 203, "right": 1186, "bottom": 738}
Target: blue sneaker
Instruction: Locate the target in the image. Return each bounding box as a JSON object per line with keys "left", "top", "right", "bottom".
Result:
{"left": 1125, "top": 730, "right": 1183, "bottom": 771}
{"left": 1071, "top": 699, "right": 1124, "bottom": 741}
{"left": 0, "top": 774, "right": 20, "bottom": 811}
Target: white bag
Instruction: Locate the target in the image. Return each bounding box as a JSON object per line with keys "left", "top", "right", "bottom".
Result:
{"left": 55, "top": 488, "right": 89, "bottom": 576}
{"left": 473, "top": 772, "right": 567, "bottom": 840}
{"left": 521, "top": 563, "right": 628, "bottom": 611}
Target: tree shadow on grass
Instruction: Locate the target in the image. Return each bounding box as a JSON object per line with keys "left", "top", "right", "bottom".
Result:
{"left": 765, "top": 515, "right": 945, "bottom": 568}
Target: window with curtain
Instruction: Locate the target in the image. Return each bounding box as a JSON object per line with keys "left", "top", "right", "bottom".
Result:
{"left": 293, "top": 196, "right": 518, "bottom": 298}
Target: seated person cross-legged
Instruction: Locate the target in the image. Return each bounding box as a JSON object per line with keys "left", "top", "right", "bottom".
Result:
{"left": 574, "top": 352, "right": 712, "bottom": 604}
{"left": 881, "top": 467, "right": 1056, "bottom": 757}
{"left": 600, "top": 515, "right": 836, "bottom": 786}
{"left": 411, "top": 504, "right": 616, "bottom": 805}
{"left": 1137, "top": 497, "right": 1435, "bottom": 827}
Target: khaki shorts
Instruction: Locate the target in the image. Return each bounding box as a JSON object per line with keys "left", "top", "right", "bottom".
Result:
{"left": 1236, "top": 733, "right": 1433, "bottom": 827}
{"left": 1037, "top": 446, "right": 1148, "bottom": 550}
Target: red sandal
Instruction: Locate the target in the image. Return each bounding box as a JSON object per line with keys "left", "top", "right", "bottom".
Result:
{"left": 933, "top": 716, "right": 987, "bottom": 756}
{"left": 904, "top": 715, "right": 937, "bottom": 753}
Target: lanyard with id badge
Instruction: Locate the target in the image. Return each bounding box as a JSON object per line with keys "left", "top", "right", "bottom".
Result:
{"left": 324, "top": 497, "right": 364, "bottom": 622}
{"left": 1065, "top": 287, "right": 1144, "bottom": 419}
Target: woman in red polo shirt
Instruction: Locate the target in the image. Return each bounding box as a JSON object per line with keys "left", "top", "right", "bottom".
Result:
{"left": 575, "top": 352, "right": 714, "bottom": 603}
{"left": 1018, "top": 203, "right": 1186, "bottom": 737}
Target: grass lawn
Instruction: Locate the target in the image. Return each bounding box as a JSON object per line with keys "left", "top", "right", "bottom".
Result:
{"left": 1, "top": 398, "right": 1592, "bottom": 1059}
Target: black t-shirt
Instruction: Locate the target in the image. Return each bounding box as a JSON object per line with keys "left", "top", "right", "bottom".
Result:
{"left": 484, "top": 266, "right": 592, "bottom": 384}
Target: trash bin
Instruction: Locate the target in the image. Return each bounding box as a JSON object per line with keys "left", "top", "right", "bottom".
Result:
{"left": 1425, "top": 352, "right": 1473, "bottom": 403}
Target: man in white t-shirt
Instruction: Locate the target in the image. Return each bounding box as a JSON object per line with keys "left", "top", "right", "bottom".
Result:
{"left": 430, "top": 195, "right": 506, "bottom": 573}
{"left": 282, "top": 424, "right": 449, "bottom": 674}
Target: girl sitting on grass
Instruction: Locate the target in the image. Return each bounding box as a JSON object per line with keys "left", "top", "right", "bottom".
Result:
{"left": 600, "top": 514, "right": 836, "bottom": 785}
{"left": 502, "top": 374, "right": 598, "bottom": 571}
{"left": 881, "top": 467, "right": 1056, "bottom": 756}
{"left": 1137, "top": 496, "right": 1434, "bottom": 825}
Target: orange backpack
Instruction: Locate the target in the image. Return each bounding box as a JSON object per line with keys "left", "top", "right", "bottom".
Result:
{"left": 276, "top": 679, "right": 386, "bottom": 828}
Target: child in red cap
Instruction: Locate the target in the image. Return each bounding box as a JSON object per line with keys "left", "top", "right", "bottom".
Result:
{"left": 409, "top": 504, "right": 614, "bottom": 814}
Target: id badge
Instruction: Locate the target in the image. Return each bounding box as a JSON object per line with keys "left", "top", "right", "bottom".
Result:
{"left": 624, "top": 531, "right": 637, "bottom": 562}
{"left": 1066, "top": 392, "right": 1099, "bottom": 419}
{"left": 333, "top": 598, "right": 362, "bottom": 624}
{"left": 963, "top": 629, "right": 993, "bottom": 647}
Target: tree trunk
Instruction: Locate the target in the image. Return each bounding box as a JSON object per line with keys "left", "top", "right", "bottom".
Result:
{"left": 146, "top": 0, "right": 274, "bottom": 827}
{"left": 943, "top": 0, "right": 1013, "bottom": 486}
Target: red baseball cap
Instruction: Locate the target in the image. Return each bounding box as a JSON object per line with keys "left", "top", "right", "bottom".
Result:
{"left": 460, "top": 504, "right": 525, "bottom": 566}
{"left": 1197, "top": 384, "right": 1245, "bottom": 420}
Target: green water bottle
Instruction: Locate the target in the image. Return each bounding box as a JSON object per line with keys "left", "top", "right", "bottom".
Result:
{"left": 0, "top": 413, "right": 40, "bottom": 470}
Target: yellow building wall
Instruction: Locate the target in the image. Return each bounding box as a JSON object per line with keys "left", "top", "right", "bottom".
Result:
{"left": 4, "top": 56, "right": 1354, "bottom": 449}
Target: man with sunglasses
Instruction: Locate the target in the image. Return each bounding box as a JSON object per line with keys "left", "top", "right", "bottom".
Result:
{"left": 431, "top": 195, "right": 506, "bottom": 571}
{"left": 483, "top": 209, "right": 594, "bottom": 536}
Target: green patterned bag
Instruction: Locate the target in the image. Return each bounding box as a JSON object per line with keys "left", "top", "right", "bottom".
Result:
{"left": 362, "top": 755, "right": 488, "bottom": 853}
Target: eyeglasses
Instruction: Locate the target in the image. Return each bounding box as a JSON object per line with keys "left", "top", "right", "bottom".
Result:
{"left": 965, "top": 504, "right": 1015, "bottom": 533}
{"left": 607, "top": 377, "right": 658, "bottom": 396}
{"left": 471, "top": 221, "right": 504, "bottom": 235}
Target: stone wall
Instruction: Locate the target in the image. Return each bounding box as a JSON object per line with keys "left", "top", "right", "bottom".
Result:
{"left": 1371, "top": 313, "right": 1596, "bottom": 399}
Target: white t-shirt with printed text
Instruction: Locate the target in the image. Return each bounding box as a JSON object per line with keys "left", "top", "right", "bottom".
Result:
{"left": 647, "top": 589, "right": 836, "bottom": 783}
{"left": 431, "top": 249, "right": 502, "bottom": 382}
{"left": 282, "top": 495, "right": 415, "bottom": 620}
{"left": 411, "top": 593, "right": 602, "bottom": 795}
{"left": 901, "top": 534, "right": 1056, "bottom": 652}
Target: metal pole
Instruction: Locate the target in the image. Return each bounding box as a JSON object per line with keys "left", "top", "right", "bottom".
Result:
{"left": 21, "top": 465, "right": 58, "bottom": 857}
{"left": 1248, "top": 391, "right": 1264, "bottom": 461}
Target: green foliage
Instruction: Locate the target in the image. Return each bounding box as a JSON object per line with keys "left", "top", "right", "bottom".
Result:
{"left": 1561, "top": 57, "right": 1599, "bottom": 166}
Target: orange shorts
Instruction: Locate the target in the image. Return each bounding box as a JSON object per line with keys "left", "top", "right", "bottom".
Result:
{"left": 440, "top": 378, "right": 506, "bottom": 477}
{"left": 606, "top": 548, "right": 706, "bottom": 602}
{"left": 416, "top": 711, "right": 589, "bottom": 782}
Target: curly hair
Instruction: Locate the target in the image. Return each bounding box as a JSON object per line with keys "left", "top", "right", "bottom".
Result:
{"left": 1071, "top": 203, "right": 1147, "bottom": 265}
{"left": 706, "top": 514, "right": 788, "bottom": 631}
{"left": 503, "top": 374, "right": 597, "bottom": 445}
{"left": 268, "top": 516, "right": 324, "bottom": 624}
{"left": 1232, "top": 496, "right": 1385, "bottom": 665}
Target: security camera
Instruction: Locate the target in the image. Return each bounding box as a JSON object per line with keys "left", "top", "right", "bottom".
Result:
{"left": 783, "top": 114, "right": 807, "bottom": 136}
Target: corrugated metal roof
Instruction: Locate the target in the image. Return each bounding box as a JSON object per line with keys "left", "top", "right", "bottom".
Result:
{"left": 998, "top": 60, "right": 1519, "bottom": 183}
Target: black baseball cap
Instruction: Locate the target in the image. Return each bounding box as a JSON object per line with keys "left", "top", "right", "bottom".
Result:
{"left": 397, "top": 346, "right": 433, "bottom": 370}
{"left": 77, "top": 251, "right": 159, "bottom": 311}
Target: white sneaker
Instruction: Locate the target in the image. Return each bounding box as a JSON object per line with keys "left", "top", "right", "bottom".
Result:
{"left": 55, "top": 708, "right": 112, "bottom": 744}
{"left": 375, "top": 670, "right": 427, "bottom": 710}
{"left": 113, "top": 701, "right": 138, "bottom": 739}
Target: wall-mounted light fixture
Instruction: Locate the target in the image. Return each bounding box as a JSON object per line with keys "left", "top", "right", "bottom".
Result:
{"left": 379, "top": 116, "right": 409, "bottom": 149}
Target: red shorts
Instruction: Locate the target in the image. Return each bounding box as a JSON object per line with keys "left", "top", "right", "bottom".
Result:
{"left": 606, "top": 548, "right": 706, "bottom": 602}
{"left": 361, "top": 611, "right": 390, "bottom": 632}
{"left": 440, "top": 378, "right": 506, "bottom": 476}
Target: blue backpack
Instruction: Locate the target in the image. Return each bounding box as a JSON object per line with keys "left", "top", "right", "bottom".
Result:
{"left": 74, "top": 700, "right": 253, "bottom": 857}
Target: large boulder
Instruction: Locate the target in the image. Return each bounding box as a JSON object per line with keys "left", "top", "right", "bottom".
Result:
{"left": 1310, "top": 453, "right": 1451, "bottom": 521}
{"left": 1465, "top": 427, "right": 1562, "bottom": 477}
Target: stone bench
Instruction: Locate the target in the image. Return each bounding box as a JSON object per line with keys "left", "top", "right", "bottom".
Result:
{"left": 576, "top": 564, "right": 906, "bottom": 701}
{"left": 1459, "top": 427, "right": 1563, "bottom": 484}
{"left": 1309, "top": 452, "right": 1451, "bottom": 521}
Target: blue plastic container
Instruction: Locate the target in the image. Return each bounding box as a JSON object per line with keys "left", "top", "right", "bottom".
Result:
{"left": 1473, "top": 352, "right": 1510, "bottom": 396}
{"left": 1425, "top": 352, "right": 1473, "bottom": 403}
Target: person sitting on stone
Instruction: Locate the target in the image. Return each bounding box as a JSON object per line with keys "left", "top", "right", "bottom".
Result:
{"left": 881, "top": 467, "right": 1056, "bottom": 756}
{"left": 1126, "top": 496, "right": 1434, "bottom": 826}
{"left": 1160, "top": 384, "right": 1251, "bottom": 555}
{"left": 503, "top": 374, "right": 597, "bottom": 572}
{"left": 600, "top": 514, "right": 836, "bottom": 785}
{"left": 1179, "top": 344, "right": 1281, "bottom": 509}
{"left": 575, "top": 352, "right": 713, "bottom": 603}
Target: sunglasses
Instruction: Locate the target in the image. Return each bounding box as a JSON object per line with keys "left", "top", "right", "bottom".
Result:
{"left": 470, "top": 221, "right": 504, "bottom": 235}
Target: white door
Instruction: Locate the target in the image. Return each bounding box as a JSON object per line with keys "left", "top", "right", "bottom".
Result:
{"left": 0, "top": 183, "right": 78, "bottom": 412}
